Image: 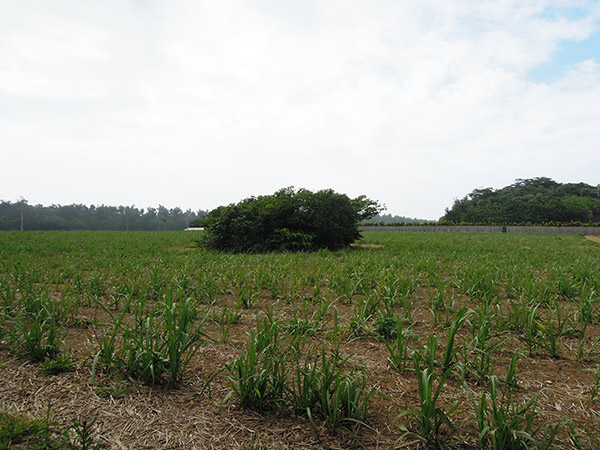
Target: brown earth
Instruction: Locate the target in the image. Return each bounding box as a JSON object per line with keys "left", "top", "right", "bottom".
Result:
{"left": 3, "top": 287, "right": 600, "bottom": 449}
{"left": 585, "top": 235, "right": 600, "bottom": 243}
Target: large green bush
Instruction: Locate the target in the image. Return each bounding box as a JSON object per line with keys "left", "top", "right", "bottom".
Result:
{"left": 202, "top": 188, "right": 383, "bottom": 252}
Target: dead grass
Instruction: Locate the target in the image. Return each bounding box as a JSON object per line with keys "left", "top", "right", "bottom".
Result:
{"left": 2, "top": 232, "right": 600, "bottom": 449}
{"left": 3, "top": 290, "right": 600, "bottom": 449}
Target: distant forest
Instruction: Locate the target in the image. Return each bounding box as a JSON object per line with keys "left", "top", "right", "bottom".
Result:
{"left": 442, "top": 178, "right": 600, "bottom": 224}
{"left": 0, "top": 200, "right": 207, "bottom": 231}
{"left": 364, "top": 213, "right": 427, "bottom": 224}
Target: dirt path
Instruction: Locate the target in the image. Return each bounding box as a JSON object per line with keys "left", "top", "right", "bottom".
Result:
{"left": 585, "top": 235, "right": 600, "bottom": 243}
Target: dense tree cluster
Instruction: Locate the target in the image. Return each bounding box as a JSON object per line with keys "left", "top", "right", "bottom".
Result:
{"left": 202, "top": 187, "right": 384, "bottom": 252}
{"left": 442, "top": 178, "right": 600, "bottom": 224}
{"left": 0, "top": 200, "right": 207, "bottom": 231}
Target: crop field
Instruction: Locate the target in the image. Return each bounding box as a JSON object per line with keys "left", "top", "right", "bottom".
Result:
{"left": 1, "top": 231, "right": 600, "bottom": 449}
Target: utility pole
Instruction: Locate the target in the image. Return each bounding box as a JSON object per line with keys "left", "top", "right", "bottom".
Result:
{"left": 19, "top": 197, "right": 26, "bottom": 231}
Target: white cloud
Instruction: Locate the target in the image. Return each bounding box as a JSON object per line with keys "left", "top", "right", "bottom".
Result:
{"left": 1, "top": 0, "right": 599, "bottom": 219}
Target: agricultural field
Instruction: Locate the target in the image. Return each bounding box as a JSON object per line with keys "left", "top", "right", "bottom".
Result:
{"left": 1, "top": 230, "right": 600, "bottom": 449}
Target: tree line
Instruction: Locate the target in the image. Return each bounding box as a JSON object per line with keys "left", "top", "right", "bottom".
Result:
{"left": 441, "top": 178, "right": 600, "bottom": 225}
{"left": 4, "top": 177, "right": 597, "bottom": 231}
{"left": 365, "top": 213, "right": 428, "bottom": 225}
{"left": 0, "top": 200, "right": 207, "bottom": 231}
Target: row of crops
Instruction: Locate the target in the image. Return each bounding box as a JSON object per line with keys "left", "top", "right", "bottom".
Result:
{"left": 1, "top": 231, "right": 599, "bottom": 448}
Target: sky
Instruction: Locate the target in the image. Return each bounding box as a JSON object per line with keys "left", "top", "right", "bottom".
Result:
{"left": 1, "top": 1, "right": 599, "bottom": 220}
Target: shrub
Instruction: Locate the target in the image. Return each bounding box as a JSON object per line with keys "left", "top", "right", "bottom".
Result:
{"left": 202, "top": 187, "right": 383, "bottom": 253}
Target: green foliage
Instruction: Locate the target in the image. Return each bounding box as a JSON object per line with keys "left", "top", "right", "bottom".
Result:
{"left": 384, "top": 320, "right": 412, "bottom": 373}
{"left": 471, "top": 376, "right": 560, "bottom": 450}
{"left": 399, "top": 352, "right": 458, "bottom": 448}
{"left": 0, "top": 412, "right": 102, "bottom": 450}
{"left": 224, "top": 318, "right": 374, "bottom": 431}
{"left": 318, "top": 366, "right": 372, "bottom": 430}
{"left": 202, "top": 187, "right": 383, "bottom": 252}
{"left": 88, "top": 292, "right": 208, "bottom": 387}
{"left": 348, "top": 300, "right": 373, "bottom": 337}
{"left": 0, "top": 411, "right": 60, "bottom": 450}
{"left": 283, "top": 308, "right": 321, "bottom": 337}
{"left": 442, "top": 177, "right": 600, "bottom": 224}
{"left": 441, "top": 308, "right": 467, "bottom": 371}
{"left": 120, "top": 296, "right": 207, "bottom": 387}
{"left": 64, "top": 418, "right": 101, "bottom": 450}
{"left": 460, "top": 314, "right": 503, "bottom": 384}
{"left": 224, "top": 317, "right": 287, "bottom": 411}
{"left": 94, "top": 383, "right": 131, "bottom": 399}
{"left": 213, "top": 306, "right": 242, "bottom": 343}
{"left": 40, "top": 354, "right": 75, "bottom": 376}
{"left": 372, "top": 308, "right": 398, "bottom": 340}
{"left": 7, "top": 303, "right": 66, "bottom": 363}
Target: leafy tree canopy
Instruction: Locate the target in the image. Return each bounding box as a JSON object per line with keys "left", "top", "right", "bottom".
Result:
{"left": 202, "top": 187, "right": 384, "bottom": 252}
{"left": 442, "top": 177, "right": 600, "bottom": 224}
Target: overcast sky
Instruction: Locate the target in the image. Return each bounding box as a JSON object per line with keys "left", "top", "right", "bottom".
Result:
{"left": 1, "top": 1, "right": 599, "bottom": 219}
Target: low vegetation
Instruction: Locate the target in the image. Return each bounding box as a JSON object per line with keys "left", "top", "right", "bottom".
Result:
{"left": 0, "top": 410, "right": 100, "bottom": 450}
{"left": 1, "top": 230, "right": 599, "bottom": 448}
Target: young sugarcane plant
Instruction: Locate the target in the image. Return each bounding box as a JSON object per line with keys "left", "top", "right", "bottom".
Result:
{"left": 460, "top": 315, "right": 504, "bottom": 384}
{"left": 398, "top": 350, "right": 458, "bottom": 449}
{"left": 384, "top": 320, "right": 412, "bottom": 373}
{"left": 471, "top": 375, "right": 561, "bottom": 450}
{"left": 440, "top": 308, "right": 467, "bottom": 372}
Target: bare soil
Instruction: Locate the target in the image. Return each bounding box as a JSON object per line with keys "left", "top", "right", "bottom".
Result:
{"left": 2, "top": 289, "right": 600, "bottom": 449}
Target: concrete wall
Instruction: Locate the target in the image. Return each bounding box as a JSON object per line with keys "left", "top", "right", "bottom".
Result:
{"left": 359, "top": 225, "right": 600, "bottom": 235}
